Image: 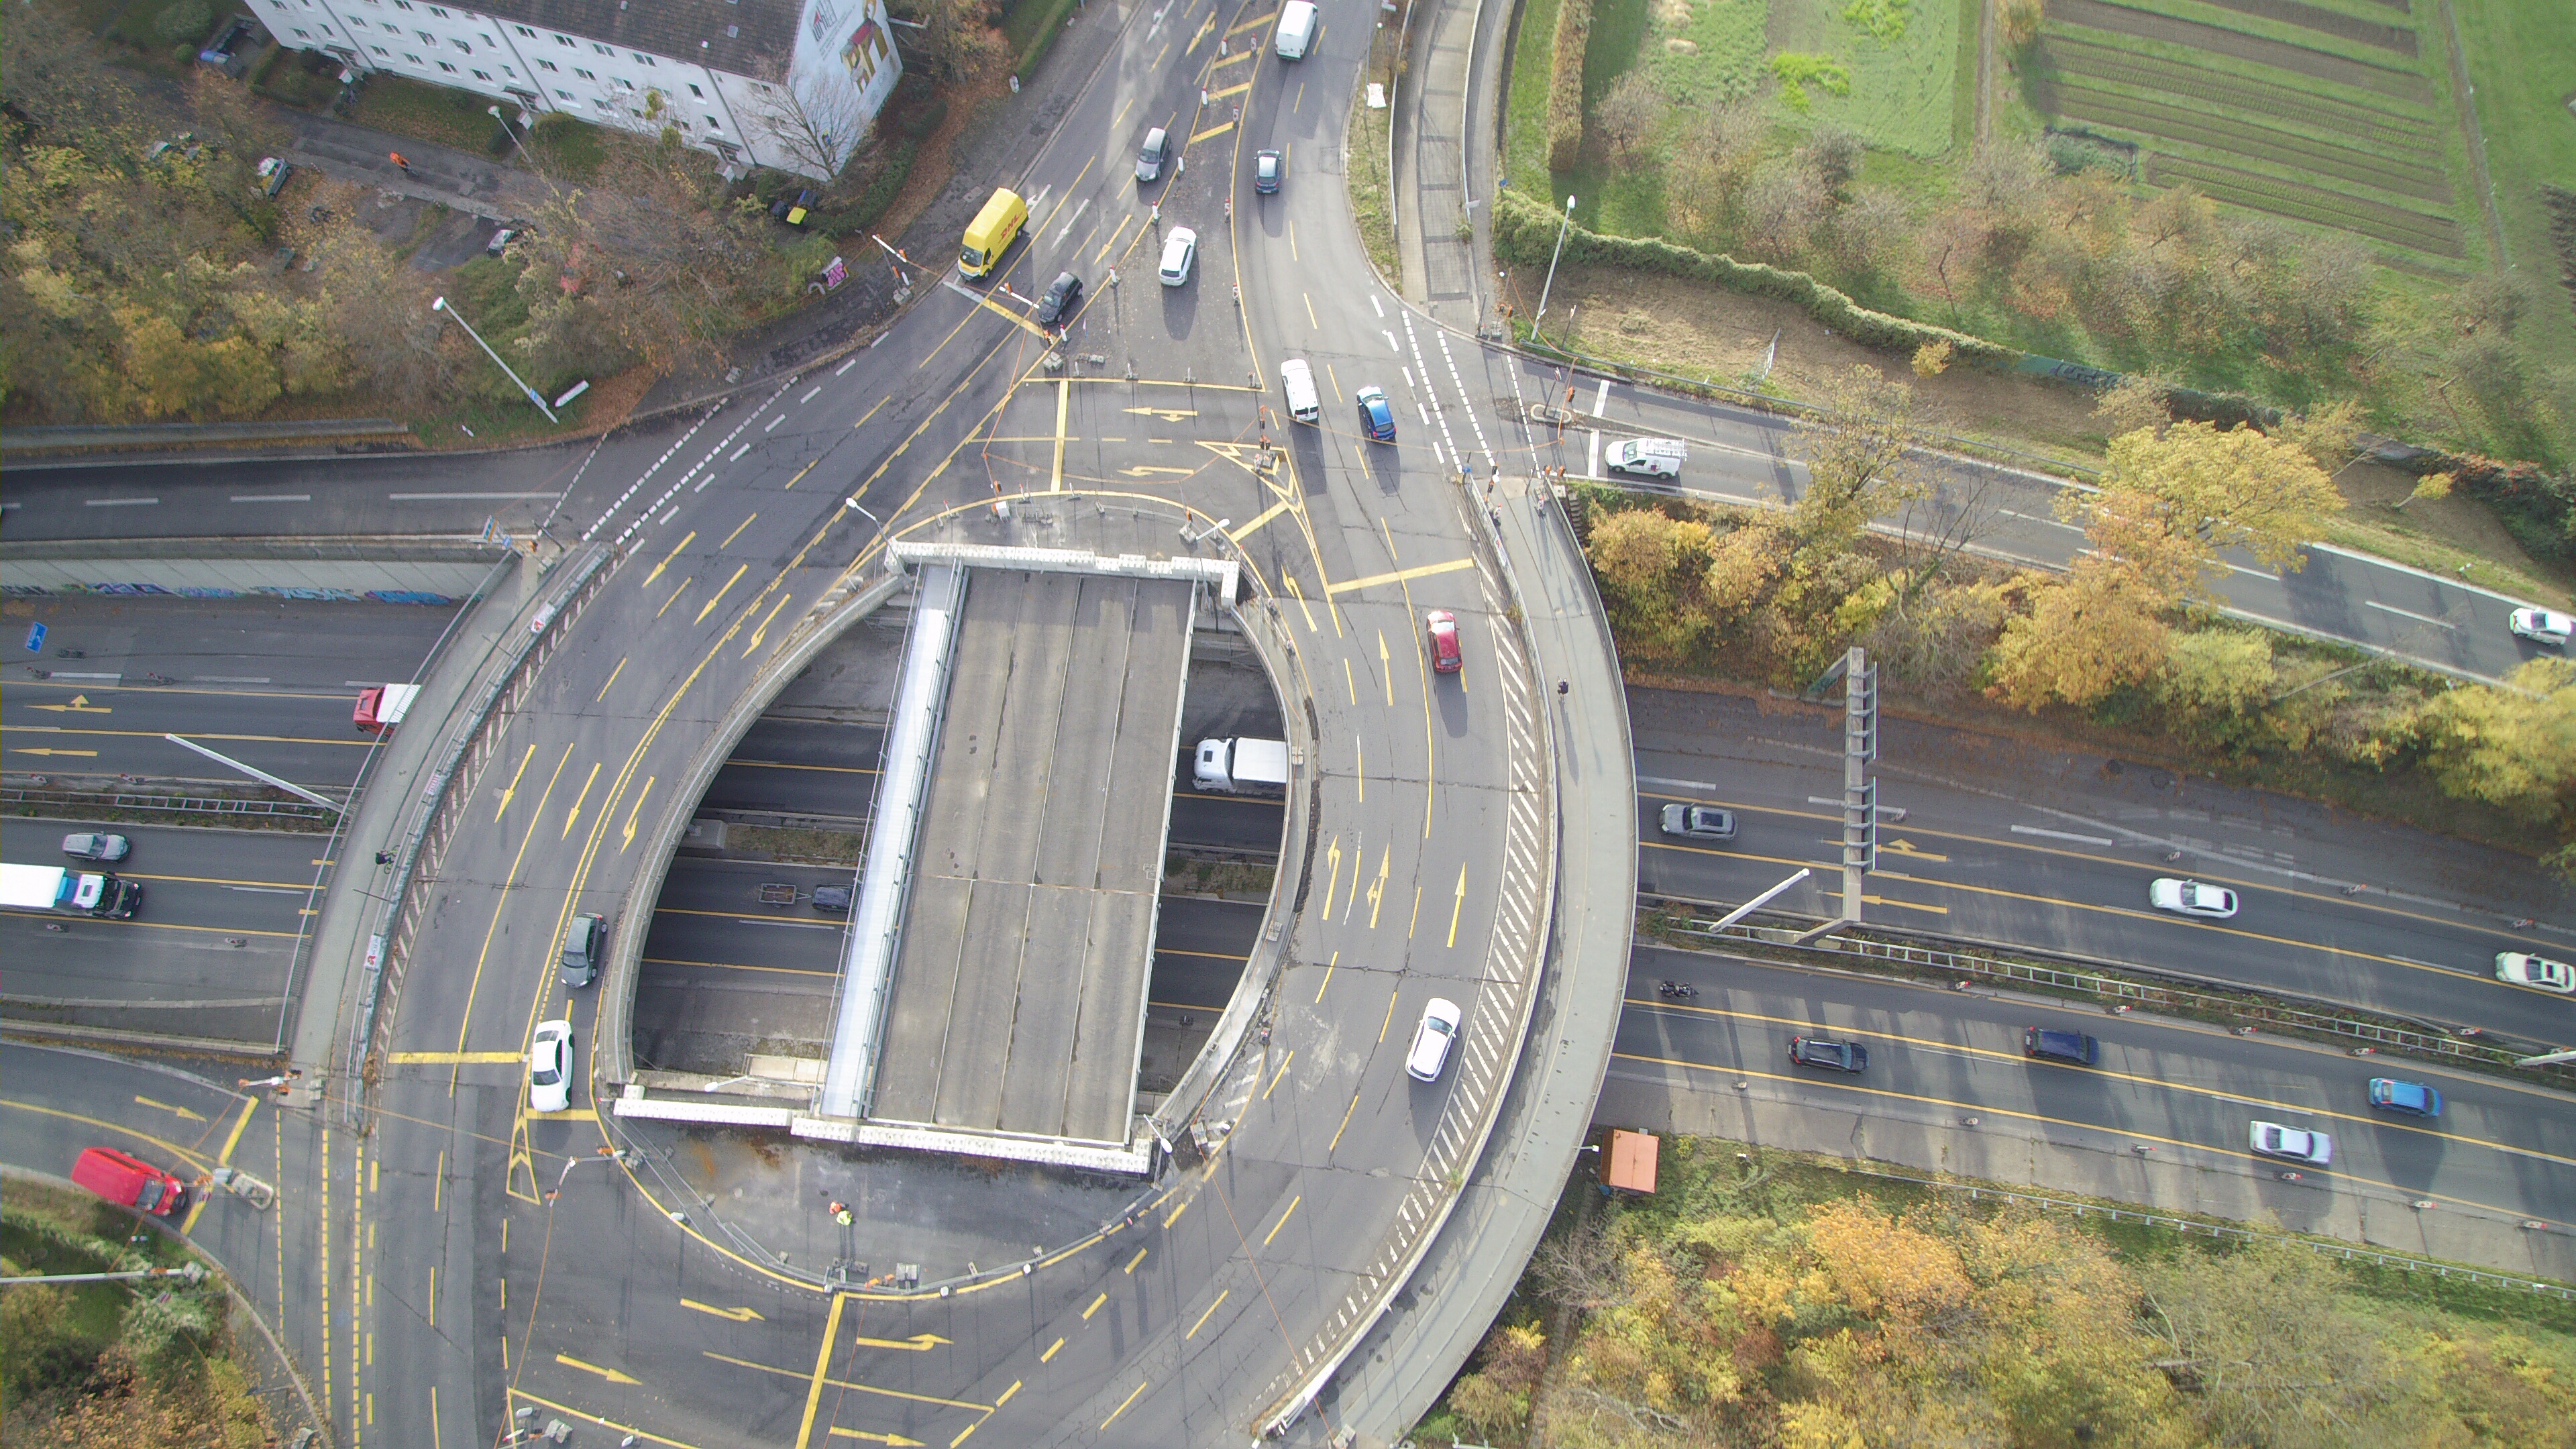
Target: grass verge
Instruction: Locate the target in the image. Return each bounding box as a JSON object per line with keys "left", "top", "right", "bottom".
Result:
{"left": 1346, "top": 88, "right": 1397, "bottom": 280}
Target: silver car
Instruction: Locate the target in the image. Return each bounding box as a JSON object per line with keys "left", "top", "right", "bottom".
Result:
{"left": 1658, "top": 803, "right": 1736, "bottom": 841}
{"left": 2509, "top": 606, "right": 2573, "bottom": 647}
{"left": 2149, "top": 877, "right": 2237, "bottom": 918}
{"left": 2249, "top": 1120, "right": 2331, "bottom": 1165}
{"left": 527, "top": 1020, "right": 575, "bottom": 1113}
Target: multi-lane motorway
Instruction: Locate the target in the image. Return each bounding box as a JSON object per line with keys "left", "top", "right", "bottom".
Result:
{"left": 6, "top": 0, "right": 2576, "bottom": 1441}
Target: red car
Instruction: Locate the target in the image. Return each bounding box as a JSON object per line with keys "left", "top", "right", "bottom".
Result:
{"left": 1424, "top": 610, "right": 1462, "bottom": 674}
{"left": 72, "top": 1146, "right": 189, "bottom": 1216}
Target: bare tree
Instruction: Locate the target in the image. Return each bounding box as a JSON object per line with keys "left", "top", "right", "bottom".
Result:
{"left": 1594, "top": 73, "right": 1663, "bottom": 160}
{"left": 1795, "top": 124, "right": 1864, "bottom": 198}
{"left": 1791, "top": 364, "right": 1932, "bottom": 548}
{"left": 739, "top": 64, "right": 878, "bottom": 180}
{"left": 1740, "top": 154, "right": 1828, "bottom": 265}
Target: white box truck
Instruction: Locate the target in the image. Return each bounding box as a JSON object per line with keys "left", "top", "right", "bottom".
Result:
{"left": 1, "top": 861, "right": 138, "bottom": 918}
{"left": 1275, "top": 0, "right": 1317, "bottom": 58}
{"left": 1193, "top": 737, "right": 1291, "bottom": 795}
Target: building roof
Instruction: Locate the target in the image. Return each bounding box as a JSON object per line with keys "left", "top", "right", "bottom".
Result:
{"left": 466, "top": 0, "right": 800, "bottom": 75}
{"left": 1605, "top": 1130, "right": 1659, "bottom": 1193}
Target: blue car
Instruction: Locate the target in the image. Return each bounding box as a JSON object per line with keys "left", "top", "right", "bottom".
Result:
{"left": 1356, "top": 384, "right": 1396, "bottom": 442}
{"left": 1254, "top": 150, "right": 1282, "bottom": 195}
{"left": 2367, "top": 1078, "right": 2441, "bottom": 1117}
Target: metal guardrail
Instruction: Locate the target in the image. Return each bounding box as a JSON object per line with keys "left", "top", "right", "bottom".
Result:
{"left": 1841, "top": 1163, "right": 2576, "bottom": 1298}
{"left": 0, "top": 787, "right": 337, "bottom": 824}
{"left": 1672, "top": 913, "right": 2573, "bottom": 1079}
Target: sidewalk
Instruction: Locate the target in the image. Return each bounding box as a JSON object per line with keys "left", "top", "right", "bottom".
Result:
{"left": 279, "top": 111, "right": 541, "bottom": 223}
{"left": 1391, "top": 0, "right": 1507, "bottom": 335}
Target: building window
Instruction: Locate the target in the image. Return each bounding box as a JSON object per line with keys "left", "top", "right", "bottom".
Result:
{"left": 502, "top": 65, "right": 515, "bottom": 76}
{"left": 554, "top": 88, "right": 573, "bottom": 99}
{"left": 513, "top": 23, "right": 532, "bottom": 36}
{"left": 292, "top": 26, "right": 309, "bottom": 37}
{"left": 402, "top": 50, "right": 423, "bottom": 63}
{"left": 471, "top": 68, "right": 491, "bottom": 79}
{"left": 371, "top": 44, "right": 390, "bottom": 54}
{"left": 415, "top": 29, "right": 432, "bottom": 42}
{"left": 391, "top": 0, "right": 411, "bottom": 9}
{"left": 704, "top": 115, "right": 720, "bottom": 130}
{"left": 573, "top": 66, "right": 594, "bottom": 79}
{"left": 592, "top": 42, "right": 612, "bottom": 54}
{"left": 435, "top": 60, "right": 456, "bottom": 72}
{"left": 426, "top": 4, "right": 447, "bottom": 14}
{"left": 632, "top": 52, "right": 654, "bottom": 65}
{"left": 554, "top": 33, "right": 574, "bottom": 46}
{"left": 451, "top": 38, "right": 470, "bottom": 52}
{"left": 536, "top": 58, "right": 557, "bottom": 71}
{"left": 687, "top": 83, "right": 704, "bottom": 98}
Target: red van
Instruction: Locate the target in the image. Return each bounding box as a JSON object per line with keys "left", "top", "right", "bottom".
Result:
{"left": 72, "top": 1146, "right": 189, "bottom": 1216}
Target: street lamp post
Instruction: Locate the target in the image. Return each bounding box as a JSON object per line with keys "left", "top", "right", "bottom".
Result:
{"left": 1532, "top": 193, "right": 1577, "bottom": 343}
{"left": 431, "top": 295, "right": 558, "bottom": 423}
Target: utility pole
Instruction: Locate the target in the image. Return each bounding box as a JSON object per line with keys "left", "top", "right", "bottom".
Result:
{"left": 1795, "top": 647, "right": 1881, "bottom": 936}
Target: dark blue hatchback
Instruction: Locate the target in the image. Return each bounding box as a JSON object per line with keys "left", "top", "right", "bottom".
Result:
{"left": 1356, "top": 385, "right": 1396, "bottom": 441}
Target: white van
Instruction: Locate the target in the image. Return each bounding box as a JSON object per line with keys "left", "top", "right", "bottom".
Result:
{"left": 1280, "top": 359, "right": 1320, "bottom": 423}
{"left": 1275, "top": 0, "right": 1318, "bottom": 58}
{"left": 1606, "top": 437, "right": 1688, "bottom": 479}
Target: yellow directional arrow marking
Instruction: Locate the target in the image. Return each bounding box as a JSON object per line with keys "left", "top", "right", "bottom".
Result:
{"left": 681, "top": 1299, "right": 765, "bottom": 1322}
{"left": 1862, "top": 894, "right": 1951, "bottom": 916}
{"left": 1376, "top": 632, "right": 1393, "bottom": 706}
{"left": 11, "top": 747, "right": 99, "bottom": 757}
{"left": 495, "top": 742, "right": 537, "bottom": 822}
{"left": 1365, "top": 847, "right": 1389, "bottom": 930}
{"left": 825, "top": 1431, "right": 924, "bottom": 1446}
{"left": 1446, "top": 864, "right": 1468, "bottom": 948}
{"left": 1880, "top": 839, "right": 1947, "bottom": 862}
{"left": 1122, "top": 406, "right": 1197, "bottom": 422}
{"left": 848, "top": 1333, "right": 953, "bottom": 1352}
{"left": 1116, "top": 465, "right": 1197, "bottom": 478}
{"left": 30, "top": 696, "right": 111, "bottom": 713}
{"left": 561, "top": 761, "right": 602, "bottom": 839}
{"left": 621, "top": 777, "right": 655, "bottom": 853}
{"left": 133, "top": 1095, "right": 207, "bottom": 1122}
{"left": 555, "top": 1354, "right": 641, "bottom": 1385}
{"left": 1321, "top": 837, "right": 1342, "bottom": 921}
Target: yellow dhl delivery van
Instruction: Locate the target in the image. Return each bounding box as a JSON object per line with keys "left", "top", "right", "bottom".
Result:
{"left": 960, "top": 188, "right": 1026, "bottom": 279}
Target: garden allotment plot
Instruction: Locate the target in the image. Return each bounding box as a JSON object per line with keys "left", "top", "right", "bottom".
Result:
{"left": 2034, "top": 0, "right": 2469, "bottom": 263}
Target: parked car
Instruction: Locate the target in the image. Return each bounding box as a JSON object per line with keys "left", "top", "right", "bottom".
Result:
{"left": 1254, "top": 150, "right": 1283, "bottom": 194}
{"left": 2366, "top": 1078, "right": 2441, "bottom": 1117}
{"left": 1658, "top": 804, "right": 1735, "bottom": 841}
{"left": 2022, "top": 1027, "right": 2100, "bottom": 1066}
{"left": 1356, "top": 385, "right": 1396, "bottom": 442}
{"left": 1158, "top": 227, "right": 1197, "bottom": 286}
{"left": 1788, "top": 1034, "right": 1868, "bottom": 1073}
{"left": 2149, "top": 877, "right": 2238, "bottom": 919}
{"left": 1407, "top": 998, "right": 1462, "bottom": 1081}
{"left": 72, "top": 1146, "right": 188, "bottom": 1216}
{"left": 2508, "top": 606, "right": 2573, "bottom": 647}
{"left": 1135, "top": 127, "right": 1170, "bottom": 182}
{"left": 2248, "top": 1120, "right": 2332, "bottom": 1165}
{"left": 1035, "top": 270, "right": 1084, "bottom": 327}
{"left": 61, "top": 833, "right": 130, "bottom": 863}
{"left": 527, "top": 1020, "right": 575, "bottom": 1113}
{"left": 812, "top": 884, "right": 853, "bottom": 913}
{"left": 1424, "top": 609, "right": 1462, "bottom": 674}
{"left": 2496, "top": 951, "right": 2575, "bottom": 994}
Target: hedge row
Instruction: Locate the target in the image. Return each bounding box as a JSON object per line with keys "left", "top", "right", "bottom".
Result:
{"left": 2392, "top": 449, "right": 2576, "bottom": 562}
{"left": 1491, "top": 188, "right": 2017, "bottom": 367}
{"left": 1012, "top": 0, "right": 1085, "bottom": 85}
{"left": 1546, "top": 0, "right": 1591, "bottom": 172}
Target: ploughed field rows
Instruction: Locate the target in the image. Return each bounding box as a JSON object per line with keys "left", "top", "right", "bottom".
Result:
{"left": 2038, "top": 0, "right": 2465, "bottom": 263}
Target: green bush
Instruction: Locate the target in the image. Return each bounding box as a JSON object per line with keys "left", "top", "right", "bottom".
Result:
{"left": 152, "top": 0, "right": 211, "bottom": 44}
{"left": 1546, "top": 0, "right": 1592, "bottom": 172}
{"left": 1010, "top": 0, "right": 1083, "bottom": 81}
{"left": 1492, "top": 187, "right": 2017, "bottom": 367}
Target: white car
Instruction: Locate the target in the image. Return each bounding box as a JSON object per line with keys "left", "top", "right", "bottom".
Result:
{"left": 527, "top": 1020, "right": 575, "bottom": 1113}
{"left": 2249, "top": 1120, "right": 2332, "bottom": 1166}
{"left": 2496, "top": 952, "right": 2575, "bottom": 994}
{"left": 2149, "top": 877, "right": 2237, "bottom": 919}
{"left": 2509, "top": 607, "right": 2573, "bottom": 647}
{"left": 1158, "top": 227, "right": 1197, "bottom": 286}
{"left": 1406, "top": 997, "right": 1461, "bottom": 1082}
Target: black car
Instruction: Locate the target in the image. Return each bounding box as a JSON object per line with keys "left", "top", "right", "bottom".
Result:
{"left": 812, "top": 885, "right": 853, "bottom": 914}
{"left": 2022, "top": 1027, "right": 2101, "bottom": 1066}
{"left": 1035, "top": 270, "right": 1083, "bottom": 327}
{"left": 1788, "top": 1034, "right": 1867, "bottom": 1072}
{"left": 1254, "top": 150, "right": 1282, "bottom": 195}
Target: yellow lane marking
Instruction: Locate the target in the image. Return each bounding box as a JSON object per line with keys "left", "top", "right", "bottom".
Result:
{"left": 1226, "top": 9, "right": 1277, "bottom": 34}
{"left": 1860, "top": 894, "right": 1950, "bottom": 916}
{"left": 1186, "top": 1289, "right": 1229, "bottom": 1339}
{"left": 1261, "top": 1195, "right": 1299, "bottom": 1246}
{"left": 561, "top": 761, "right": 602, "bottom": 838}
{"left": 728, "top": 757, "right": 879, "bottom": 775}
{"left": 851, "top": 394, "right": 890, "bottom": 431}
{"left": 826, "top": 1431, "right": 923, "bottom": 1446}
{"left": 850, "top": 1333, "right": 953, "bottom": 1352}
{"left": 695, "top": 563, "right": 751, "bottom": 624}
{"left": 1328, "top": 1087, "right": 1361, "bottom": 1155}
{"left": 645, "top": 531, "right": 696, "bottom": 587}
{"left": 1263, "top": 1051, "right": 1294, "bottom": 1098}
{"left": 682, "top": 1299, "right": 764, "bottom": 1322}
{"left": 621, "top": 775, "right": 656, "bottom": 850}
{"left": 792, "top": 1295, "right": 848, "bottom": 1449}
{"left": 596, "top": 657, "right": 627, "bottom": 701}
{"left": 180, "top": 1093, "right": 261, "bottom": 1234}
{"left": 386, "top": 1051, "right": 523, "bottom": 1065}
{"left": 657, "top": 579, "right": 692, "bottom": 618}
{"left": 1102, "top": 1381, "right": 1146, "bottom": 1430}
{"left": 1038, "top": 158, "right": 1093, "bottom": 231}
{"left": 1208, "top": 80, "right": 1251, "bottom": 100}
{"left": 785, "top": 460, "right": 817, "bottom": 489}
{"left": 720, "top": 1348, "right": 993, "bottom": 1415}
{"left": 1039, "top": 1337, "right": 1065, "bottom": 1363}
{"left": 133, "top": 1095, "right": 207, "bottom": 1122}
{"left": 1051, "top": 378, "right": 1071, "bottom": 492}
{"left": 7, "top": 724, "right": 368, "bottom": 748}
{"left": 1446, "top": 864, "right": 1468, "bottom": 947}
{"left": 720, "top": 512, "right": 758, "bottom": 549}
{"left": 1095, "top": 213, "right": 1134, "bottom": 265}
{"left": 556, "top": 1354, "right": 641, "bottom": 1385}
{"left": 28, "top": 700, "right": 111, "bottom": 714}
{"left": 1081, "top": 1291, "right": 1107, "bottom": 1320}
{"left": 1124, "top": 1247, "right": 1148, "bottom": 1273}
{"left": 1190, "top": 121, "right": 1236, "bottom": 144}
{"left": 1228, "top": 498, "right": 1297, "bottom": 541}
{"left": 504, "top": 1391, "right": 706, "bottom": 1449}
{"left": 1324, "top": 556, "right": 1477, "bottom": 596}
{"left": 527, "top": 1108, "right": 599, "bottom": 1120}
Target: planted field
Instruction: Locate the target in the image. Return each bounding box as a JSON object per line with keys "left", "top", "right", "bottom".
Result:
{"left": 2049, "top": 0, "right": 2432, "bottom": 102}
{"left": 2042, "top": 35, "right": 2441, "bottom": 152}
{"left": 2145, "top": 153, "right": 2464, "bottom": 256}
{"left": 2047, "top": 82, "right": 2451, "bottom": 203}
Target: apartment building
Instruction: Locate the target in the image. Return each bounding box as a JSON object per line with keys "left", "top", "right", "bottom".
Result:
{"left": 257, "top": 0, "right": 900, "bottom": 179}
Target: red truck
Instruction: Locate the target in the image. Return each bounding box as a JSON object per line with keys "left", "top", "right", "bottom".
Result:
{"left": 72, "top": 1146, "right": 190, "bottom": 1217}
